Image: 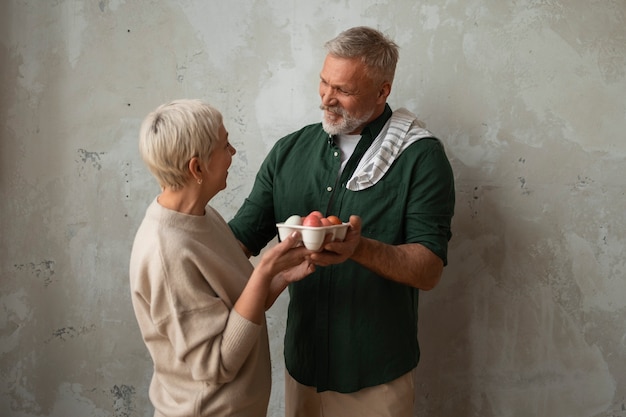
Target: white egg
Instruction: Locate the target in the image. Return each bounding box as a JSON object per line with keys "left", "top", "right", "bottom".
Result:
{"left": 284, "top": 215, "right": 302, "bottom": 225}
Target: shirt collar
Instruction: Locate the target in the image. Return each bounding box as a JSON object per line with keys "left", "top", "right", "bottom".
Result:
{"left": 360, "top": 103, "right": 393, "bottom": 142}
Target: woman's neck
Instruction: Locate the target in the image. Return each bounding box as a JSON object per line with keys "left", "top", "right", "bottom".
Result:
{"left": 157, "top": 187, "right": 208, "bottom": 216}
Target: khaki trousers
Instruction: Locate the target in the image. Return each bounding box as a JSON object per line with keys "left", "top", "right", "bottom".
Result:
{"left": 284, "top": 368, "right": 415, "bottom": 417}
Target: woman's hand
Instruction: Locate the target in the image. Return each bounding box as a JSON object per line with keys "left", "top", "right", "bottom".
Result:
{"left": 258, "top": 232, "right": 314, "bottom": 278}
{"left": 261, "top": 232, "right": 316, "bottom": 309}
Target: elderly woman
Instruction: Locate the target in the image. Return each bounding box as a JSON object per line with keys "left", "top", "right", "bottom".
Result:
{"left": 129, "top": 99, "right": 315, "bottom": 417}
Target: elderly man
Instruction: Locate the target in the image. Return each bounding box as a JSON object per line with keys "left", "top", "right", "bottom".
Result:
{"left": 229, "top": 26, "right": 455, "bottom": 417}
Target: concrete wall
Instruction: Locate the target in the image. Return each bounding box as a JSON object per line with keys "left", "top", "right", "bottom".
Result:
{"left": 1, "top": 1, "right": 624, "bottom": 416}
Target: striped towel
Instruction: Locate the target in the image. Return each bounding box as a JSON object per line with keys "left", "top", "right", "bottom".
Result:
{"left": 346, "top": 108, "right": 435, "bottom": 191}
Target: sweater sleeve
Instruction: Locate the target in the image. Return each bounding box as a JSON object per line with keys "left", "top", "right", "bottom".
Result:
{"left": 155, "top": 300, "right": 262, "bottom": 384}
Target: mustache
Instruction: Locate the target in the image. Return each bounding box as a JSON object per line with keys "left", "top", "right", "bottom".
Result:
{"left": 319, "top": 105, "right": 345, "bottom": 116}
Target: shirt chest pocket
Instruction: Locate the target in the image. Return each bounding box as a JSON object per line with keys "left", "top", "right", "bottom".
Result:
{"left": 342, "top": 180, "right": 407, "bottom": 244}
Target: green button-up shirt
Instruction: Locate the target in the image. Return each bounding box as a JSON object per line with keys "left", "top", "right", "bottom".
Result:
{"left": 229, "top": 105, "right": 455, "bottom": 393}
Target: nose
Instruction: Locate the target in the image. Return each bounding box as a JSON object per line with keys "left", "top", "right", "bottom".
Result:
{"left": 229, "top": 143, "right": 236, "bottom": 156}
{"left": 319, "top": 83, "right": 336, "bottom": 107}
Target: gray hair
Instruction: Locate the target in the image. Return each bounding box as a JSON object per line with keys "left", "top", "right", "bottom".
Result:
{"left": 324, "top": 26, "right": 399, "bottom": 84}
{"left": 138, "top": 99, "right": 223, "bottom": 190}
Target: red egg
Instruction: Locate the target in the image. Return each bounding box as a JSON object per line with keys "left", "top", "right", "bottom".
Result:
{"left": 320, "top": 217, "right": 332, "bottom": 226}
{"left": 302, "top": 214, "right": 323, "bottom": 227}
{"left": 308, "top": 210, "right": 324, "bottom": 219}
{"left": 326, "top": 215, "right": 342, "bottom": 225}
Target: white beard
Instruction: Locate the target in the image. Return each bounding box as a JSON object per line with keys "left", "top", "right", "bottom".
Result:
{"left": 320, "top": 106, "right": 374, "bottom": 136}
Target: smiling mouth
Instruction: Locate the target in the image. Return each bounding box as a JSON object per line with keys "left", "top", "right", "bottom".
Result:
{"left": 321, "top": 104, "right": 342, "bottom": 113}
{"left": 323, "top": 108, "right": 343, "bottom": 121}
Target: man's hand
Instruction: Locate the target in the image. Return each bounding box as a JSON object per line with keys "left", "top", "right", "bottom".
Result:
{"left": 310, "top": 215, "right": 444, "bottom": 290}
{"left": 309, "top": 215, "right": 362, "bottom": 267}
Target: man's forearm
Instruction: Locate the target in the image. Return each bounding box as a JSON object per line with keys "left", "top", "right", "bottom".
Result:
{"left": 350, "top": 237, "right": 443, "bottom": 290}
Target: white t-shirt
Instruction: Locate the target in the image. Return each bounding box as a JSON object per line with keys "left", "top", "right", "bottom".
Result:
{"left": 335, "top": 134, "right": 361, "bottom": 173}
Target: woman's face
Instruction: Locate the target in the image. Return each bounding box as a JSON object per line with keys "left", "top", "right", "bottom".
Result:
{"left": 205, "top": 123, "right": 236, "bottom": 193}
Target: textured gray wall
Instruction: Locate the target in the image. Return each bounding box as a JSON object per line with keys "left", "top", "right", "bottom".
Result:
{"left": 1, "top": 1, "right": 625, "bottom": 416}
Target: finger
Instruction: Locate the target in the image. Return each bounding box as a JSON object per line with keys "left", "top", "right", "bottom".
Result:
{"left": 349, "top": 214, "right": 359, "bottom": 225}
{"left": 348, "top": 215, "right": 361, "bottom": 232}
{"left": 279, "top": 231, "right": 303, "bottom": 249}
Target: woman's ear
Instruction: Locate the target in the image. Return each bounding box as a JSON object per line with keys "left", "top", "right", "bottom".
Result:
{"left": 188, "top": 157, "right": 203, "bottom": 183}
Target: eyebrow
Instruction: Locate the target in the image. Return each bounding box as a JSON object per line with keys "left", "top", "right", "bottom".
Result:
{"left": 319, "top": 74, "right": 355, "bottom": 93}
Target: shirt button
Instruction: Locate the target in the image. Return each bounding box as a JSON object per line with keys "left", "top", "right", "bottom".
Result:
{"left": 334, "top": 151, "right": 339, "bottom": 157}
{"left": 327, "top": 186, "right": 333, "bottom": 192}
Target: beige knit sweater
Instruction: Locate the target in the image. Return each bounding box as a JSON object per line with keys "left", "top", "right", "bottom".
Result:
{"left": 129, "top": 199, "right": 271, "bottom": 417}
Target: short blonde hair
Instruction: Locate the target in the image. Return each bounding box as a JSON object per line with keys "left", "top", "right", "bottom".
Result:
{"left": 138, "top": 99, "right": 223, "bottom": 190}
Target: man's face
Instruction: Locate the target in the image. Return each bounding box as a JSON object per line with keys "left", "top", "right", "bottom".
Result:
{"left": 319, "top": 54, "right": 387, "bottom": 136}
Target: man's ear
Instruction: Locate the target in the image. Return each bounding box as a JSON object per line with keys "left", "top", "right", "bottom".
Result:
{"left": 377, "top": 82, "right": 392, "bottom": 103}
